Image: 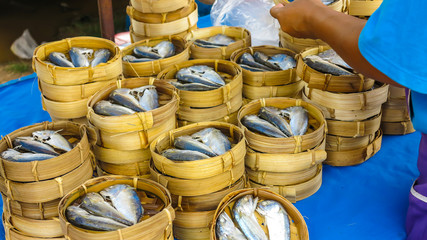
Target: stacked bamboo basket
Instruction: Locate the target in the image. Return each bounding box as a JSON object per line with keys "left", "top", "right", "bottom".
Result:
{"left": 58, "top": 176, "right": 175, "bottom": 240}
{"left": 33, "top": 37, "right": 122, "bottom": 124}
{"left": 346, "top": 0, "right": 382, "bottom": 17}
{"left": 238, "top": 98, "right": 327, "bottom": 202}
{"left": 299, "top": 46, "right": 388, "bottom": 166}
{"left": 150, "top": 122, "right": 246, "bottom": 239}
{"left": 381, "top": 85, "right": 415, "bottom": 135}
{"left": 157, "top": 59, "right": 243, "bottom": 127}
{"left": 87, "top": 78, "right": 179, "bottom": 177}
{"left": 184, "top": 26, "right": 251, "bottom": 60}
{"left": 231, "top": 46, "right": 304, "bottom": 103}
{"left": 0, "top": 121, "right": 95, "bottom": 240}
{"left": 127, "top": 0, "right": 198, "bottom": 42}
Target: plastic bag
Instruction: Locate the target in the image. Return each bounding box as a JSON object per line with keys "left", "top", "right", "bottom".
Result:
{"left": 10, "top": 29, "right": 38, "bottom": 60}
{"left": 210, "top": 0, "right": 280, "bottom": 46}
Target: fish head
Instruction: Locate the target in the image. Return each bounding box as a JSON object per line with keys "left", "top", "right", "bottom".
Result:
{"left": 1, "top": 149, "right": 21, "bottom": 159}
{"left": 133, "top": 46, "right": 161, "bottom": 59}
{"left": 154, "top": 41, "right": 175, "bottom": 58}
{"left": 100, "top": 184, "right": 134, "bottom": 200}
{"left": 240, "top": 52, "right": 256, "bottom": 64}
{"left": 32, "top": 130, "right": 57, "bottom": 142}
{"left": 256, "top": 200, "right": 282, "bottom": 216}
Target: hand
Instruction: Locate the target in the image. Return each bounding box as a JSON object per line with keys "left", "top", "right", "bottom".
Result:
{"left": 270, "top": 0, "right": 328, "bottom": 39}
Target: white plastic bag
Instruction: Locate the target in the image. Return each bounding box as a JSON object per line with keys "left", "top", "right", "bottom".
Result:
{"left": 210, "top": 0, "right": 280, "bottom": 46}
{"left": 10, "top": 29, "right": 38, "bottom": 60}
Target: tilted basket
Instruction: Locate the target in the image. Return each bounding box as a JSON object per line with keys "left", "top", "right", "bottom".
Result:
{"left": 381, "top": 120, "right": 415, "bottom": 135}
{"left": 130, "top": 0, "right": 190, "bottom": 13}
{"left": 279, "top": 30, "right": 328, "bottom": 53}
{"left": 185, "top": 26, "right": 251, "bottom": 60}
{"left": 346, "top": 0, "right": 382, "bottom": 16}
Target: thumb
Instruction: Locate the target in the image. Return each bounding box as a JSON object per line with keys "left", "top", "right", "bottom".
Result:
{"left": 270, "top": 3, "right": 286, "bottom": 19}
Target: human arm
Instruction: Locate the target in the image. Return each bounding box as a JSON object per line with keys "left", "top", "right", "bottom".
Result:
{"left": 198, "top": 0, "right": 215, "bottom": 5}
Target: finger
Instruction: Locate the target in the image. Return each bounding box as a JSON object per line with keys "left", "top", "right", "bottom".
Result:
{"left": 270, "top": 3, "right": 285, "bottom": 18}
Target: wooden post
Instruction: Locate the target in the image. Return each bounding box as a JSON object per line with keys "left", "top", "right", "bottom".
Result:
{"left": 97, "top": 0, "right": 115, "bottom": 41}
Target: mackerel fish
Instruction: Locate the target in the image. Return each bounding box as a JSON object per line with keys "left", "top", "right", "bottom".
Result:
{"left": 13, "top": 136, "right": 59, "bottom": 156}
{"left": 174, "top": 135, "right": 217, "bottom": 157}
{"left": 66, "top": 205, "right": 127, "bottom": 231}
{"left": 191, "top": 128, "right": 231, "bottom": 156}
{"left": 94, "top": 100, "right": 136, "bottom": 116}
{"left": 161, "top": 149, "right": 209, "bottom": 161}
{"left": 216, "top": 212, "right": 247, "bottom": 240}
{"left": 32, "top": 130, "right": 73, "bottom": 152}
{"left": 241, "top": 115, "right": 287, "bottom": 138}
{"left": 281, "top": 106, "right": 308, "bottom": 136}
{"left": 256, "top": 200, "right": 291, "bottom": 240}
{"left": 232, "top": 195, "right": 268, "bottom": 240}
{"left": 1, "top": 148, "right": 55, "bottom": 162}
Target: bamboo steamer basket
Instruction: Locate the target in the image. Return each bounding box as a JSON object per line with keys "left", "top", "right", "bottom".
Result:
{"left": 130, "top": 25, "right": 197, "bottom": 43}
{"left": 327, "top": 113, "right": 381, "bottom": 137}
{"left": 171, "top": 176, "right": 245, "bottom": 212}
{"left": 243, "top": 81, "right": 304, "bottom": 100}
{"left": 174, "top": 226, "right": 210, "bottom": 240}
{"left": 347, "top": 0, "right": 382, "bottom": 16}
{"left": 150, "top": 160, "right": 245, "bottom": 197}
{"left": 87, "top": 77, "right": 179, "bottom": 134}
{"left": 302, "top": 89, "right": 382, "bottom": 121}
{"left": 326, "top": 133, "right": 375, "bottom": 151}
{"left": 249, "top": 165, "right": 323, "bottom": 203}
{"left": 93, "top": 166, "right": 151, "bottom": 179}
{"left": 173, "top": 210, "right": 214, "bottom": 240}
{"left": 279, "top": 30, "right": 328, "bottom": 53}
{"left": 177, "top": 110, "right": 239, "bottom": 127}
{"left": 130, "top": 3, "right": 198, "bottom": 37}
{"left": 185, "top": 26, "right": 251, "bottom": 60}
{"left": 381, "top": 120, "right": 415, "bottom": 135}
{"left": 247, "top": 164, "right": 318, "bottom": 186}
{"left": 4, "top": 211, "right": 62, "bottom": 238}
{"left": 122, "top": 36, "right": 190, "bottom": 77}
{"left": 158, "top": 59, "right": 243, "bottom": 108}
{"left": 245, "top": 138, "right": 326, "bottom": 173}
{"left": 151, "top": 122, "right": 245, "bottom": 180}
{"left": 279, "top": 0, "right": 345, "bottom": 11}
{"left": 33, "top": 37, "right": 122, "bottom": 86}
{"left": 176, "top": 93, "right": 242, "bottom": 122}
{"left": 126, "top": 2, "right": 194, "bottom": 24}
{"left": 38, "top": 78, "right": 116, "bottom": 102}
{"left": 325, "top": 130, "right": 383, "bottom": 166}
{"left": 297, "top": 46, "right": 375, "bottom": 92}
{"left": 0, "top": 156, "right": 93, "bottom": 204}
{"left": 50, "top": 116, "right": 88, "bottom": 126}
{"left": 97, "top": 160, "right": 150, "bottom": 176}
{"left": 388, "top": 85, "right": 406, "bottom": 99}
{"left": 130, "top": 0, "right": 190, "bottom": 13}
{"left": 2, "top": 194, "right": 60, "bottom": 220}
{"left": 211, "top": 188, "right": 309, "bottom": 240}
{"left": 42, "top": 95, "right": 88, "bottom": 119}
{"left": 238, "top": 98, "right": 327, "bottom": 154}
{"left": 58, "top": 176, "right": 175, "bottom": 240}
{"left": 2, "top": 214, "right": 66, "bottom": 240}
{"left": 303, "top": 83, "right": 388, "bottom": 110}
{"left": 382, "top": 100, "right": 410, "bottom": 122}
{"left": 230, "top": 45, "right": 299, "bottom": 86}
{"left": 0, "top": 121, "right": 94, "bottom": 182}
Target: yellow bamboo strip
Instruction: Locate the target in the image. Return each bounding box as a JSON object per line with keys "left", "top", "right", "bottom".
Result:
{"left": 98, "top": 160, "right": 150, "bottom": 176}
{"left": 279, "top": 30, "right": 328, "bottom": 53}
{"left": 93, "top": 145, "right": 151, "bottom": 164}
{"left": 130, "top": 0, "right": 190, "bottom": 13}
{"left": 2, "top": 193, "right": 60, "bottom": 220}
{"left": 247, "top": 164, "right": 318, "bottom": 186}
{"left": 388, "top": 85, "right": 406, "bottom": 100}
{"left": 243, "top": 81, "right": 304, "bottom": 100}
{"left": 382, "top": 100, "right": 410, "bottom": 122}
{"left": 174, "top": 210, "right": 215, "bottom": 228}
{"left": 174, "top": 226, "right": 210, "bottom": 240}
{"left": 126, "top": 2, "right": 194, "bottom": 23}
{"left": 42, "top": 95, "right": 88, "bottom": 119}
{"left": 347, "top": 0, "right": 382, "bottom": 16}
{"left": 381, "top": 120, "right": 415, "bottom": 135}
{"left": 130, "top": 25, "right": 197, "bottom": 43}
{"left": 326, "top": 133, "right": 375, "bottom": 151}
{"left": 327, "top": 113, "right": 381, "bottom": 137}
{"left": 3, "top": 214, "right": 65, "bottom": 240}
{"left": 5, "top": 212, "right": 62, "bottom": 238}
{"left": 177, "top": 110, "right": 239, "bottom": 127}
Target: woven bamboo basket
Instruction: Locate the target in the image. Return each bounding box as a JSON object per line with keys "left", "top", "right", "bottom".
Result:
{"left": 58, "top": 176, "right": 175, "bottom": 240}
{"left": 247, "top": 164, "right": 318, "bottom": 186}
{"left": 327, "top": 113, "right": 381, "bottom": 137}
{"left": 0, "top": 156, "right": 93, "bottom": 204}
{"left": 50, "top": 116, "right": 88, "bottom": 126}
{"left": 301, "top": 89, "right": 382, "bottom": 121}
{"left": 130, "top": 4, "right": 198, "bottom": 37}
{"left": 230, "top": 45, "right": 299, "bottom": 86}
{"left": 93, "top": 166, "right": 152, "bottom": 179}
{"left": 171, "top": 176, "right": 245, "bottom": 212}
{"left": 127, "top": 2, "right": 194, "bottom": 24}
{"left": 177, "top": 110, "right": 239, "bottom": 127}
{"left": 388, "top": 85, "right": 406, "bottom": 100}
{"left": 39, "top": 78, "right": 116, "bottom": 102}
{"left": 326, "top": 133, "right": 375, "bottom": 151}
{"left": 97, "top": 160, "right": 150, "bottom": 176}
{"left": 279, "top": 30, "right": 328, "bottom": 53}
{"left": 249, "top": 165, "right": 323, "bottom": 203}
{"left": 303, "top": 83, "right": 388, "bottom": 111}
{"left": 174, "top": 226, "right": 210, "bottom": 240}
{"left": 278, "top": 0, "right": 345, "bottom": 11}
{"left": 122, "top": 36, "right": 190, "bottom": 77}
{"left": 4, "top": 211, "right": 62, "bottom": 238}
{"left": 150, "top": 160, "right": 245, "bottom": 197}
{"left": 238, "top": 98, "right": 326, "bottom": 154}
{"left": 130, "top": 0, "right": 190, "bottom": 13}
{"left": 243, "top": 81, "right": 304, "bottom": 100}
{"left": 245, "top": 138, "right": 326, "bottom": 173}
{"left": 382, "top": 100, "right": 410, "bottom": 122}
{"left": 296, "top": 46, "right": 375, "bottom": 92}
{"left": 211, "top": 188, "right": 309, "bottom": 240}
{"left": 347, "top": 0, "right": 382, "bottom": 16}
{"left": 381, "top": 120, "right": 415, "bottom": 135}
{"left": 185, "top": 26, "right": 251, "bottom": 60}
{"left": 33, "top": 37, "right": 122, "bottom": 86}
{"left": 2, "top": 214, "right": 66, "bottom": 240}
{"left": 0, "top": 121, "right": 94, "bottom": 182}
{"left": 158, "top": 59, "right": 243, "bottom": 108}
{"left": 325, "top": 130, "right": 382, "bottom": 166}
{"left": 42, "top": 95, "right": 89, "bottom": 119}
{"left": 176, "top": 94, "right": 242, "bottom": 123}
{"left": 130, "top": 25, "right": 197, "bottom": 43}
{"left": 87, "top": 78, "right": 179, "bottom": 133}
{"left": 173, "top": 210, "right": 214, "bottom": 240}
{"left": 2, "top": 194, "right": 60, "bottom": 220}
{"left": 151, "top": 122, "right": 245, "bottom": 180}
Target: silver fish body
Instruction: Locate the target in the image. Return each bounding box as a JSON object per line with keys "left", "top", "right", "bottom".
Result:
{"left": 1, "top": 149, "right": 56, "bottom": 162}
{"left": 69, "top": 47, "right": 93, "bottom": 67}
{"left": 238, "top": 64, "right": 267, "bottom": 72}
{"left": 232, "top": 195, "right": 268, "bottom": 240}
{"left": 91, "top": 49, "right": 111, "bottom": 67}
{"left": 259, "top": 107, "right": 292, "bottom": 137}
{"left": 191, "top": 128, "right": 231, "bottom": 156}
{"left": 240, "top": 53, "right": 275, "bottom": 71}
{"left": 174, "top": 135, "right": 217, "bottom": 157}
{"left": 48, "top": 52, "right": 75, "bottom": 67}
{"left": 304, "top": 55, "right": 353, "bottom": 76}
{"left": 32, "top": 130, "right": 73, "bottom": 152}
{"left": 80, "top": 192, "right": 133, "bottom": 226}
{"left": 176, "top": 65, "right": 225, "bottom": 88}
{"left": 318, "top": 49, "right": 352, "bottom": 70}
{"left": 241, "top": 115, "right": 287, "bottom": 138}
{"left": 133, "top": 46, "right": 160, "bottom": 59}
{"left": 122, "top": 55, "right": 153, "bottom": 63}
{"left": 216, "top": 212, "right": 247, "bottom": 240}
{"left": 253, "top": 51, "right": 282, "bottom": 71}
{"left": 109, "top": 88, "right": 145, "bottom": 112}
{"left": 194, "top": 34, "right": 235, "bottom": 48}
{"left": 100, "top": 184, "right": 143, "bottom": 225}
{"left": 194, "top": 40, "right": 227, "bottom": 48}
{"left": 256, "top": 200, "right": 290, "bottom": 240}
{"left": 269, "top": 54, "right": 296, "bottom": 70}
{"left": 66, "top": 206, "right": 128, "bottom": 231}
{"left": 94, "top": 100, "right": 136, "bottom": 116}
{"left": 130, "top": 85, "right": 159, "bottom": 111}
{"left": 133, "top": 41, "right": 175, "bottom": 59}
{"left": 281, "top": 106, "right": 308, "bottom": 136}
{"left": 169, "top": 81, "right": 218, "bottom": 91}
{"left": 322, "top": 0, "right": 336, "bottom": 5}
{"left": 161, "top": 149, "right": 210, "bottom": 161}
{"left": 13, "top": 137, "right": 59, "bottom": 156}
